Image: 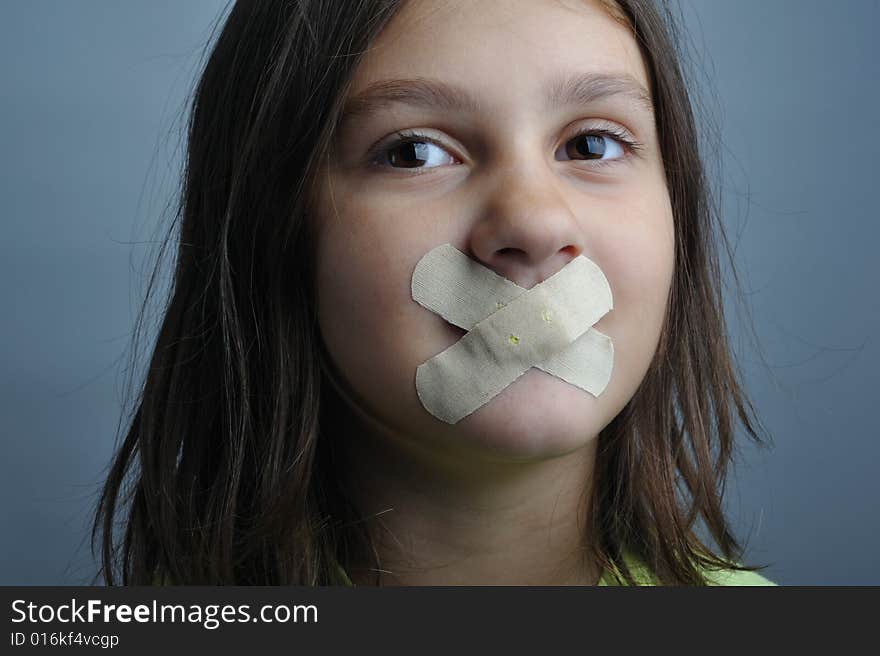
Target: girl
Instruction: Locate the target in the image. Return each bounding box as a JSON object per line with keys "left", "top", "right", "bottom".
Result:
{"left": 93, "top": 0, "right": 776, "bottom": 586}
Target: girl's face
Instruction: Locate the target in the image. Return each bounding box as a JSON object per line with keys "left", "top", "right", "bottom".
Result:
{"left": 312, "top": 0, "right": 674, "bottom": 460}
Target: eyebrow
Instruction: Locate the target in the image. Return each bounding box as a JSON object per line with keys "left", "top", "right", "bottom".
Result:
{"left": 339, "top": 71, "right": 654, "bottom": 126}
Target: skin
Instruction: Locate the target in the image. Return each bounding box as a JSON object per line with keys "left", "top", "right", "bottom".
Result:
{"left": 311, "top": 0, "right": 674, "bottom": 585}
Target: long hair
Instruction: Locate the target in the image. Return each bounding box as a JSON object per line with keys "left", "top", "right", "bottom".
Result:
{"left": 92, "top": 0, "right": 771, "bottom": 585}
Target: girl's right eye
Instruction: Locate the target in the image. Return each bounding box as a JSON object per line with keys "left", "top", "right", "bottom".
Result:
{"left": 368, "top": 131, "right": 458, "bottom": 171}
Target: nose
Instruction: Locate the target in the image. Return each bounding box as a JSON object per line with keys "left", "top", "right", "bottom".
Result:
{"left": 467, "top": 170, "right": 583, "bottom": 289}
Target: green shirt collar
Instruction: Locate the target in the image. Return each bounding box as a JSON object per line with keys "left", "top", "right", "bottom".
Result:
{"left": 333, "top": 549, "right": 655, "bottom": 586}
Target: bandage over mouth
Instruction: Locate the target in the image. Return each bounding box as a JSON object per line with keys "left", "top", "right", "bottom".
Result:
{"left": 412, "top": 244, "right": 614, "bottom": 424}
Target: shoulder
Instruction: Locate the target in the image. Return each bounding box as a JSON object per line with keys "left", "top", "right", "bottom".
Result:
{"left": 703, "top": 566, "right": 777, "bottom": 586}
{"left": 601, "top": 550, "right": 777, "bottom": 586}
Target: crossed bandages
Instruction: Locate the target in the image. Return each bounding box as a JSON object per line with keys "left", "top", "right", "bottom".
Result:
{"left": 412, "top": 244, "right": 614, "bottom": 424}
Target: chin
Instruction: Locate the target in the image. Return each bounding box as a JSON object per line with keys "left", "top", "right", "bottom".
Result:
{"left": 450, "top": 368, "right": 607, "bottom": 461}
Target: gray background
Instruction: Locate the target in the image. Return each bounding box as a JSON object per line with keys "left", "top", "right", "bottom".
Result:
{"left": 1, "top": 1, "right": 877, "bottom": 585}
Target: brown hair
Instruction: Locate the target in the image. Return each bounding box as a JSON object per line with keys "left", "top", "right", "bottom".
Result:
{"left": 92, "top": 0, "right": 771, "bottom": 585}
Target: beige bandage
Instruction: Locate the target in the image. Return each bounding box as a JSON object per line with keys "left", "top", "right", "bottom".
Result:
{"left": 412, "top": 244, "right": 614, "bottom": 424}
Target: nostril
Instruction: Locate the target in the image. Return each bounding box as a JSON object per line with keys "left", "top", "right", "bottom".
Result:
{"left": 496, "top": 247, "right": 526, "bottom": 258}
{"left": 559, "top": 244, "right": 580, "bottom": 258}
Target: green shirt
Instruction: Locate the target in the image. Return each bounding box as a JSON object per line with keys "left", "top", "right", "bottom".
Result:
{"left": 333, "top": 550, "right": 777, "bottom": 586}
{"left": 153, "top": 550, "right": 776, "bottom": 585}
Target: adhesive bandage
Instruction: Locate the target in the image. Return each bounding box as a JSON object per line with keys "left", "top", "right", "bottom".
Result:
{"left": 412, "top": 244, "right": 614, "bottom": 424}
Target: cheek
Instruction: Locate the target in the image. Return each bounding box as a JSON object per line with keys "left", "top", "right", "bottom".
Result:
{"left": 315, "top": 220, "right": 410, "bottom": 377}
{"left": 312, "top": 180, "right": 455, "bottom": 431}
{"left": 595, "top": 177, "right": 674, "bottom": 310}
{"left": 592, "top": 192, "right": 675, "bottom": 392}
{"left": 607, "top": 228, "right": 674, "bottom": 319}
{"left": 312, "top": 169, "right": 473, "bottom": 369}
{"left": 314, "top": 174, "right": 409, "bottom": 339}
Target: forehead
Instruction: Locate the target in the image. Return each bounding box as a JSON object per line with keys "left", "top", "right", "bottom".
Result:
{"left": 346, "top": 0, "right": 650, "bottom": 113}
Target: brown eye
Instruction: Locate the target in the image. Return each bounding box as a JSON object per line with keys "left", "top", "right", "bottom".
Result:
{"left": 387, "top": 141, "right": 430, "bottom": 168}
{"left": 562, "top": 133, "right": 623, "bottom": 161}
{"left": 376, "top": 136, "right": 456, "bottom": 169}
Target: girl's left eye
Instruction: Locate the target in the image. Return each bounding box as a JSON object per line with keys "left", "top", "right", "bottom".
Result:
{"left": 367, "top": 127, "right": 641, "bottom": 172}
{"left": 557, "top": 129, "right": 633, "bottom": 162}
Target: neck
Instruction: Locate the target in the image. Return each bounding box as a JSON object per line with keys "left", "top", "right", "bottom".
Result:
{"left": 336, "top": 411, "right": 602, "bottom": 586}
